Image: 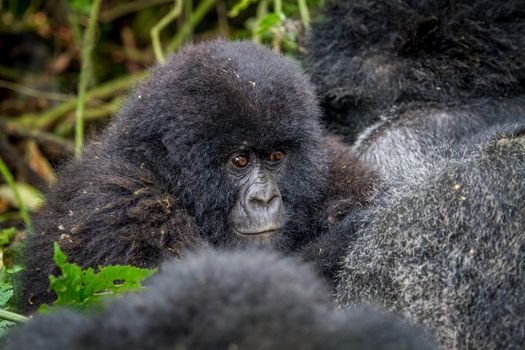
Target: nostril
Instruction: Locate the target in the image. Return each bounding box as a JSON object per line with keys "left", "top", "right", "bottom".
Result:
{"left": 267, "top": 194, "right": 280, "bottom": 206}
{"left": 248, "top": 193, "right": 280, "bottom": 207}
{"left": 249, "top": 196, "right": 266, "bottom": 207}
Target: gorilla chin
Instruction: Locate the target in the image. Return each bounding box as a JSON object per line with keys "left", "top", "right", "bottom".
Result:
{"left": 231, "top": 209, "right": 284, "bottom": 244}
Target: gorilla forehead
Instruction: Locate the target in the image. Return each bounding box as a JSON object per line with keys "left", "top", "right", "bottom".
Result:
{"left": 127, "top": 40, "right": 322, "bottom": 155}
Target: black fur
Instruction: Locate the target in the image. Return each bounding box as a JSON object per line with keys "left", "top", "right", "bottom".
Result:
{"left": 21, "top": 40, "right": 376, "bottom": 311}
{"left": 303, "top": 0, "right": 525, "bottom": 143}
{"left": 300, "top": 135, "right": 378, "bottom": 283}
{"left": 6, "top": 250, "right": 436, "bottom": 350}
{"left": 303, "top": 1, "right": 525, "bottom": 348}
{"left": 337, "top": 131, "right": 525, "bottom": 349}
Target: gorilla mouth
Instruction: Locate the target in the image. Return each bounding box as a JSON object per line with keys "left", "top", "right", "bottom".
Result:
{"left": 234, "top": 228, "right": 279, "bottom": 238}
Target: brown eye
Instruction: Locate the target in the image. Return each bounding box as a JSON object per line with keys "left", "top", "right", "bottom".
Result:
{"left": 232, "top": 154, "right": 249, "bottom": 168}
{"left": 269, "top": 151, "right": 285, "bottom": 163}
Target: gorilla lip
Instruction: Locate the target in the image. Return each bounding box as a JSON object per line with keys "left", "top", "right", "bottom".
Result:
{"left": 233, "top": 228, "right": 279, "bottom": 237}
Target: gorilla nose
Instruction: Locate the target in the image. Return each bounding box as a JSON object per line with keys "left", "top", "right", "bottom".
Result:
{"left": 243, "top": 182, "right": 284, "bottom": 232}
{"left": 249, "top": 188, "right": 280, "bottom": 207}
{"left": 247, "top": 183, "right": 281, "bottom": 210}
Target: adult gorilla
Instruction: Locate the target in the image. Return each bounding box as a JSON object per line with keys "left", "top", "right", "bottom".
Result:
{"left": 302, "top": 0, "right": 525, "bottom": 348}
{"left": 21, "top": 40, "right": 376, "bottom": 311}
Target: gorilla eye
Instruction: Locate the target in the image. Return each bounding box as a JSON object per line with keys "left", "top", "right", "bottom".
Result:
{"left": 232, "top": 154, "right": 249, "bottom": 168}
{"left": 269, "top": 151, "right": 285, "bottom": 163}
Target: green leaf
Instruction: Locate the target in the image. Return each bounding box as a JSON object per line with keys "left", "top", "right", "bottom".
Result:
{"left": 6, "top": 265, "right": 22, "bottom": 275}
{"left": 256, "top": 12, "right": 285, "bottom": 35}
{"left": 0, "top": 228, "right": 16, "bottom": 247}
{"left": 229, "top": 0, "right": 259, "bottom": 18}
{"left": 0, "top": 320, "right": 15, "bottom": 338}
{"left": 71, "top": 0, "right": 93, "bottom": 14}
{"left": 42, "top": 243, "right": 157, "bottom": 311}
{"left": 0, "top": 282, "right": 13, "bottom": 308}
{"left": 0, "top": 282, "right": 15, "bottom": 336}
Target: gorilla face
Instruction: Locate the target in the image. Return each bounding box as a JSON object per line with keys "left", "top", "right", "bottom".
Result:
{"left": 226, "top": 148, "right": 285, "bottom": 240}
{"left": 110, "top": 40, "right": 328, "bottom": 248}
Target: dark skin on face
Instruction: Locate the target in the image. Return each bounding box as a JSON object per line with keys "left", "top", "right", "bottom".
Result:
{"left": 227, "top": 145, "right": 286, "bottom": 243}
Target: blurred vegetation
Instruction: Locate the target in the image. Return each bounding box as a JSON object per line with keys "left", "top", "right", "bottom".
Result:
{"left": 0, "top": 0, "right": 325, "bottom": 330}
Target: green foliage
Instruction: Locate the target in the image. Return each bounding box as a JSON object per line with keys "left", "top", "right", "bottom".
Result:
{"left": 70, "top": 0, "right": 93, "bottom": 15}
{"left": 0, "top": 158, "right": 33, "bottom": 233}
{"left": 229, "top": 0, "right": 259, "bottom": 17}
{"left": 0, "top": 227, "right": 22, "bottom": 337}
{"left": 257, "top": 12, "right": 285, "bottom": 34}
{"left": 0, "top": 228, "right": 15, "bottom": 247}
{"left": 228, "top": 0, "right": 324, "bottom": 53}
{"left": 0, "top": 283, "right": 13, "bottom": 307}
{"left": 0, "top": 282, "right": 15, "bottom": 337}
{"left": 40, "top": 243, "right": 157, "bottom": 311}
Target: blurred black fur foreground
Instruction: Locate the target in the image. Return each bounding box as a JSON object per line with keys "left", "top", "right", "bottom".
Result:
{"left": 5, "top": 250, "right": 436, "bottom": 350}
{"left": 303, "top": 0, "right": 525, "bottom": 349}
{"left": 20, "top": 39, "right": 377, "bottom": 311}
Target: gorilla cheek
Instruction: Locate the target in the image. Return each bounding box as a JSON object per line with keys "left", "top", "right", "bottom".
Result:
{"left": 229, "top": 169, "right": 284, "bottom": 242}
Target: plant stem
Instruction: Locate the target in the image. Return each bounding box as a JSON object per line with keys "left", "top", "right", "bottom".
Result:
{"left": 75, "top": 0, "right": 102, "bottom": 157}
{"left": 168, "top": 0, "right": 217, "bottom": 51}
{"left": 0, "top": 80, "right": 71, "bottom": 101}
{"left": 100, "top": 0, "right": 174, "bottom": 22}
{"left": 185, "top": 0, "right": 194, "bottom": 40}
{"left": 272, "top": 0, "right": 284, "bottom": 52}
{"left": 253, "top": 0, "right": 268, "bottom": 43}
{"left": 55, "top": 98, "right": 122, "bottom": 136}
{"left": 151, "top": 0, "right": 183, "bottom": 63}
{"left": 0, "top": 122, "right": 75, "bottom": 156}
{"left": 0, "top": 158, "right": 32, "bottom": 233}
{"left": 12, "top": 72, "right": 148, "bottom": 130}
{"left": 62, "top": 0, "right": 83, "bottom": 47}
{"left": 274, "top": 0, "right": 282, "bottom": 15}
{"left": 0, "top": 309, "right": 29, "bottom": 323}
{"left": 297, "top": 0, "right": 310, "bottom": 27}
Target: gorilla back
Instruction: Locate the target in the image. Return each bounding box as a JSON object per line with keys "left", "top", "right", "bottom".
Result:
{"left": 303, "top": 0, "right": 525, "bottom": 349}
{"left": 304, "top": 0, "right": 525, "bottom": 145}
{"left": 21, "top": 40, "right": 374, "bottom": 311}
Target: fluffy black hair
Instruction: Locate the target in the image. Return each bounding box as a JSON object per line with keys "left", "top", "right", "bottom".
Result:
{"left": 304, "top": 0, "right": 525, "bottom": 141}
{"left": 6, "top": 250, "right": 435, "bottom": 350}
{"left": 337, "top": 131, "right": 525, "bottom": 349}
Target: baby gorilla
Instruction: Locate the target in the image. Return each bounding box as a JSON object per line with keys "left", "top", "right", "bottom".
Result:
{"left": 5, "top": 250, "right": 435, "bottom": 350}
{"left": 21, "top": 40, "right": 374, "bottom": 311}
